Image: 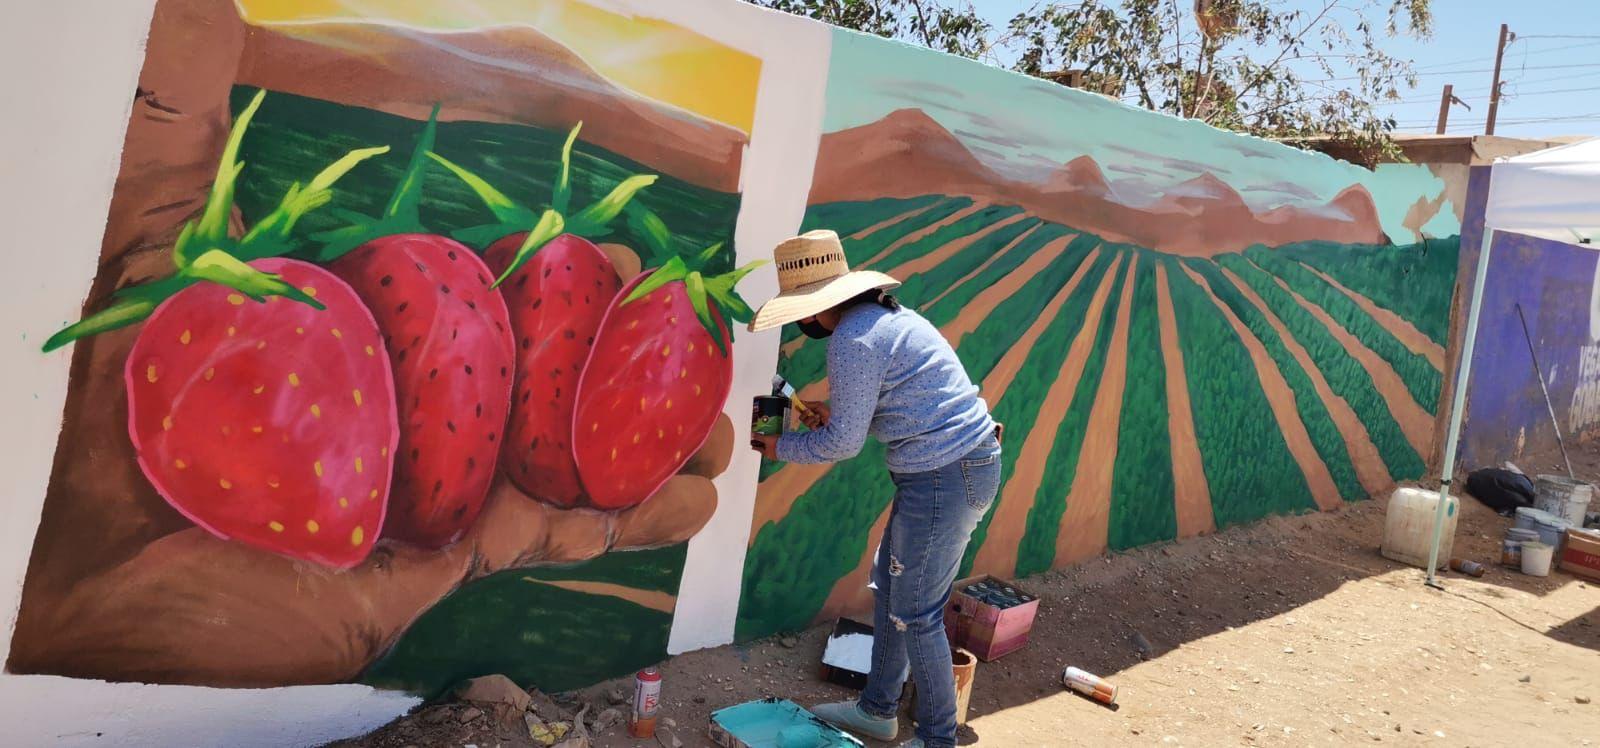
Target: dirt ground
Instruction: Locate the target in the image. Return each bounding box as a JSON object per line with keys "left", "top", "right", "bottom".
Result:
{"left": 338, "top": 448, "right": 1600, "bottom": 748}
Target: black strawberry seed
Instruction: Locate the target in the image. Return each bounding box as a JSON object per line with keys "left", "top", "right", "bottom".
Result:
{"left": 397, "top": 301, "right": 409, "bottom": 313}
{"left": 543, "top": 267, "right": 552, "bottom": 278}
{"left": 501, "top": 366, "right": 508, "bottom": 377}
{"left": 522, "top": 390, "right": 531, "bottom": 403}
{"left": 440, "top": 284, "right": 451, "bottom": 295}
{"left": 475, "top": 403, "right": 482, "bottom": 418}
{"left": 464, "top": 364, "right": 473, "bottom": 375}
{"left": 446, "top": 421, "right": 456, "bottom": 433}
{"left": 586, "top": 336, "right": 594, "bottom": 346}
{"left": 451, "top": 328, "right": 458, "bottom": 341}
{"left": 415, "top": 262, "right": 427, "bottom": 273}
{"left": 433, "top": 479, "right": 443, "bottom": 497}
{"left": 554, "top": 387, "right": 560, "bottom": 398}
{"left": 467, "top": 456, "right": 476, "bottom": 471}
{"left": 411, "top": 448, "right": 420, "bottom": 463}
{"left": 521, "top": 337, "right": 532, "bottom": 350}
{"left": 488, "top": 432, "right": 496, "bottom": 442}
{"left": 478, "top": 273, "right": 488, "bottom": 285}
{"left": 429, "top": 368, "right": 438, "bottom": 379}
{"left": 413, "top": 395, "right": 420, "bottom": 408}
{"left": 397, "top": 349, "right": 409, "bottom": 363}
{"left": 530, "top": 437, "right": 539, "bottom": 449}
{"left": 466, "top": 300, "right": 477, "bottom": 310}
{"left": 563, "top": 330, "right": 575, "bottom": 340}
{"left": 380, "top": 275, "right": 393, "bottom": 286}
{"left": 412, "top": 335, "right": 422, "bottom": 346}
{"left": 448, "top": 250, "right": 458, "bottom": 261}
{"left": 494, "top": 321, "right": 504, "bottom": 333}
{"left": 531, "top": 299, "right": 542, "bottom": 310}
{"left": 453, "top": 505, "right": 466, "bottom": 519}
{"left": 517, "top": 275, "right": 529, "bottom": 288}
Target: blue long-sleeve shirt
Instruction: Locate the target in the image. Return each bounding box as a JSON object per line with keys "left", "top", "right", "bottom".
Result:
{"left": 777, "top": 303, "right": 996, "bottom": 474}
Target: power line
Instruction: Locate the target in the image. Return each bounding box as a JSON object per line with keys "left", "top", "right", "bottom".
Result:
{"left": 1321, "top": 61, "right": 1600, "bottom": 82}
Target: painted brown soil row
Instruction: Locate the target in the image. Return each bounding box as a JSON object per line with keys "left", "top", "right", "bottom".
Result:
{"left": 1298, "top": 262, "right": 1445, "bottom": 369}
{"left": 859, "top": 201, "right": 989, "bottom": 270}
{"left": 1180, "top": 263, "right": 1343, "bottom": 511}
{"left": 1154, "top": 263, "right": 1216, "bottom": 539}
{"left": 781, "top": 335, "right": 807, "bottom": 359}
{"left": 885, "top": 213, "right": 1034, "bottom": 281}
{"left": 1249, "top": 258, "right": 1434, "bottom": 457}
{"left": 939, "top": 230, "right": 1073, "bottom": 347}
{"left": 970, "top": 251, "right": 1120, "bottom": 577}
{"left": 747, "top": 462, "right": 835, "bottom": 546}
{"left": 1216, "top": 265, "right": 1393, "bottom": 498}
{"left": 822, "top": 245, "right": 1109, "bottom": 611}
{"left": 847, "top": 202, "right": 941, "bottom": 242}
{"left": 1054, "top": 255, "right": 1140, "bottom": 564}
{"left": 924, "top": 223, "right": 1049, "bottom": 309}
{"left": 519, "top": 578, "right": 676, "bottom": 614}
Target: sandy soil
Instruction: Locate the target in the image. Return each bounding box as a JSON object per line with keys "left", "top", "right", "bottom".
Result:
{"left": 1181, "top": 264, "right": 1343, "bottom": 511}
{"left": 339, "top": 441, "right": 1600, "bottom": 747}
{"left": 1218, "top": 265, "right": 1394, "bottom": 498}
{"left": 1154, "top": 263, "right": 1215, "bottom": 539}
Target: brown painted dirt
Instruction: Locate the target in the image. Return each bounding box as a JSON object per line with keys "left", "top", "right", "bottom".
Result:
{"left": 345, "top": 443, "right": 1600, "bottom": 748}
{"left": 1181, "top": 264, "right": 1343, "bottom": 511}
{"left": 1255, "top": 260, "right": 1435, "bottom": 458}
{"left": 746, "top": 462, "right": 836, "bottom": 546}
{"left": 885, "top": 213, "right": 1032, "bottom": 281}
{"left": 1217, "top": 265, "right": 1394, "bottom": 498}
{"left": 1154, "top": 263, "right": 1216, "bottom": 540}
{"left": 1299, "top": 262, "right": 1446, "bottom": 369}
{"left": 971, "top": 251, "right": 1118, "bottom": 576}
{"left": 923, "top": 225, "right": 1049, "bottom": 309}
{"left": 521, "top": 579, "right": 676, "bottom": 614}
{"left": 937, "top": 228, "right": 1065, "bottom": 348}
{"left": 859, "top": 202, "right": 989, "bottom": 270}
{"left": 847, "top": 203, "right": 941, "bottom": 242}
{"left": 1054, "top": 256, "right": 1140, "bottom": 563}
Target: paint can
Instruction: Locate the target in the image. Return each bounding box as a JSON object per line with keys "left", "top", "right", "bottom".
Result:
{"left": 1521, "top": 541, "right": 1554, "bottom": 577}
{"left": 629, "top": 667, "right": 662, "bottom": 738}
{"left": 1062, "top": 666, "right": 1118, "bottom": 706}
{"left": 1534, "top": 474, "right": 1594, "bottom": 527}
{"left": 951, "top": 648, "right": 977, "bottom": 725}
{"left": 751, "top": 395, "right": 790, "bottom": 436}
{"left": 1503, "top": 528, "right": 1540, "bottom": 567}
{"left": 1449, "top": 558, "right": 1486, "bottom": 577}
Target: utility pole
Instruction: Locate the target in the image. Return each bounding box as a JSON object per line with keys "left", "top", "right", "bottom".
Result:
{"left": 1485, "top": 23, "right": 1514, "bottom": 135}
{"left": 1436, "top": 84, "right": 1453, "bottom": 134}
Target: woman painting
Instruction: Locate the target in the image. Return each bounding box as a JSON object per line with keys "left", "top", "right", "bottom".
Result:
{"left": 748, "top": 229, "right": 1002, "bottom": 748}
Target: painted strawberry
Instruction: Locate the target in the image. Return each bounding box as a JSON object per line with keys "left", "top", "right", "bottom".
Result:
{"left": 572, "top": 255, "right": 762, "bottom": 509}
{"left": 431, "top": 123, "right": 654, "bottom": 506}
{"left": 319, "top": 106, "right": 516, "bottom": 548}
{"left": 126, "top": 258, "right": 398, "bottom": 568}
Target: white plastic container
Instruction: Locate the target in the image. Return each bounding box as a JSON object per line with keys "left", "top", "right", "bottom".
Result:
{"left": 1535, "top": 475, "right": 1593, "bottom": 526}
{"left": 1535, "top": 515, "right": 1572, "bottom": 553}
{"left": 1515, "top": 506, "right": 1555, "bottom": 531}
{"left": 1381, "top": 487, "right": 1458, "bottom": 570}
{"left": 1521, "top": 541, "right": 1554, "bottom": 577}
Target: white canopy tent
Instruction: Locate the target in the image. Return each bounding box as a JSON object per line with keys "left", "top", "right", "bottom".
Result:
{"left": 1425, "top": 137, "right": 1600, "bottom": 586}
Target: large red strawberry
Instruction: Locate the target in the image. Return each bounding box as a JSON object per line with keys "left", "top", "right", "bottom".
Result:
{"left": 431, "top": 122, "right": 654, "bottom": 507}
{"left": 320, "top": 106, "right": 516, "bottom": 548}
{"left": 572, "top": 256, "right": 761, "bottom": 509}
{"left": 486, "top": 234, "right": 620, "bottom": 506}
{"left": 126, "top": 258, "right": 398, "bottom": 569}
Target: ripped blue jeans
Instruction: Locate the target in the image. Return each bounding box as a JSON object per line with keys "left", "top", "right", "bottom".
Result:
{"left": 858, "top": 434, "right": 1001, "bottom": 748}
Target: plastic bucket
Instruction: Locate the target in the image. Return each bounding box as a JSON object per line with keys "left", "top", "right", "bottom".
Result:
{"left": 1536, "top": 516, "right": 1573, "bottom": 552}
{"left": 1521, "top": 541, "right": 1554, "bottom": 577}
{"left": 1502, "top": 528, "right": 1541, "bottom": 567}
{"left": 1515, "top": 506, "right": 1555, "bottom": 531}
{"left": 951, "top": 648, "right": 977, "bottom": 725}
{"left": 1535, "top": 475, "right": 1593, "bottom": 526}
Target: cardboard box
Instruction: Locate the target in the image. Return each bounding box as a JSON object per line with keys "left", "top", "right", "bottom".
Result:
{"left": 944, "top": 575, "right": 1039, "bottom": 661}
{"left": 1560, "top": 528, "right": 1600, "bottom": 581}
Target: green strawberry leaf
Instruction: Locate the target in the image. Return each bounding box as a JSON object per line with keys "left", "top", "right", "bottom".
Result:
{"left": 552, "top": 122, "right": 581, "bottom": 215}
{"left": 490, "top": 209, "right": 565, "bottom": 288}
{"left": 186, "top": 249, "right": 325, "bottom": 308}
{"left": 427, "top": 151, "right": 538, "bottom": 229}
{"left": 243, "top": 145, "right": 391, "bottom": 259}
{"left": 623, "top": 256, "right": 688, "bottom": 305}
{"left": 684, "top": 271, "right": 728, "bottom": 356}
{"left": 565, "top": 174, "right": 658, "bottom": 236}
{"left": 185, "top": 88, "right": 266, "bottom": 262}
{"left": 624, "top": 202, "right": 673, "bottom": 266}
{"left": 446, "top": 222, "right": 527, "bottom": 249}
{"left": 383, "top": 104, "right": 440, "bottom": 225}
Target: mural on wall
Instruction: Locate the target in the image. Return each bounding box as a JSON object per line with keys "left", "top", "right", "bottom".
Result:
{"left": 1458, "top": 229, "right": 1600, "bottom": 467}
{"left": 737, "top": 28, "right": 1465, "bottom": 641}
{"left": 9, "top": 0, "right": 759, "bottom": 694}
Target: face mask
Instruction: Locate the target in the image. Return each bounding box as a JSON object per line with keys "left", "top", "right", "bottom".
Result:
{"left": 797, "top": 318, "right": 833, "bottom": 339}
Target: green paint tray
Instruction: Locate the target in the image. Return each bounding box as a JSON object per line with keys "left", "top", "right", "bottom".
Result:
{"left": 708, "top": 698, "right": 864, "bottom": 748}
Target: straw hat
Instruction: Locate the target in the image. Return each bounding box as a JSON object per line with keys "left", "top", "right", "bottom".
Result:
{"left": 748, "top": 230, "right": 900, "bottom": 332}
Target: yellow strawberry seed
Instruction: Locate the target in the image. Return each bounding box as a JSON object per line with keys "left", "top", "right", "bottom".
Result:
{"left": 269, "top": 521, "right": 284, "bottom": 533}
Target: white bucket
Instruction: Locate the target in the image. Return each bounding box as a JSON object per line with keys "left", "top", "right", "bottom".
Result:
{"left": 1521, "top": 541, "right": 1554, "bottom": 577}
{"left": 1515, "top": 506, "right": 1555, "bottom": 531}
{"left": 1535, "top": 475, "right": 1593, "bottom": 526}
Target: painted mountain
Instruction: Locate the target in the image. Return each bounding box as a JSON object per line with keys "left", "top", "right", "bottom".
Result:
{"left": 808, "top": 108, "right": 1389, "bottom": 255}
{"left": 237, "top": 20, "right": 747, "bottom": 191}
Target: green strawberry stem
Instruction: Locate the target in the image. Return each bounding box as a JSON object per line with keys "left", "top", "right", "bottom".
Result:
{"left": 41, "top": 90, "right": 389, "bottom": 353}
{"left": 310, "top": 104, "right": 442, "bottom": 260}
{"left": 428, "top": 120, "right": 658, "bottom": 287}
{"left": 622, "top": 254, "right": 766, "bottom": 356}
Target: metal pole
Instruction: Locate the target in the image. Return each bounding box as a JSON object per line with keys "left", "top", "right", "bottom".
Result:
{"left": 1426, "top": 229, "right": 1496, "bottom": 588}
{"left": 1486, "top": 24, "right": 1511, "bottom": 135}
{"left": 1514, "top": 303, "right": 1576, "bottom": 478}
{"left": 1436, "top": 84, "right": 1453, "bottom": 134}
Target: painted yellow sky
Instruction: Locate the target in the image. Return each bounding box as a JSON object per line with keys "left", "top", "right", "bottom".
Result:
{"left": 236, "top": 0, "right": 760, "bottom": 133}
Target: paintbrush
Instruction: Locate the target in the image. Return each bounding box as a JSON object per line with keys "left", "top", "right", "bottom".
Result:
{"left": 771, "top": 375, "right": 811, "bottom": 415}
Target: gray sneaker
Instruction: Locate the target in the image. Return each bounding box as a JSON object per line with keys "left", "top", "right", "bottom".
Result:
{"left": 810, "top": 700, "right": 899, "bottom": 741}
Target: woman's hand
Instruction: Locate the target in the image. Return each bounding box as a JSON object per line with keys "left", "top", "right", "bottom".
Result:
{"left": 798, "top": 400, "right": 830, "bottom": 430}
{"left": 750, "top": 433, "right": 779, "bottom": 460}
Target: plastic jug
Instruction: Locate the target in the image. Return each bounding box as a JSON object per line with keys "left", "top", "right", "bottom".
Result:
{"left": 1381, "top": 487, "right": 1457, "bottom": 570}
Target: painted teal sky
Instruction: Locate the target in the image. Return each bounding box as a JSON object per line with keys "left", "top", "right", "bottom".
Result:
{"left": 822, "top": 28, "right": 1461, "bottom": 240}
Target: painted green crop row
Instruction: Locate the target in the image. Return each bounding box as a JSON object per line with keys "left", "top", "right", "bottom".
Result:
{"left": 801, "top": 195, "right": 944, "bottom": 238}
{"left": 1164, "top": 256, "right": 1317, "bottom": 529}
{"left": 896, "top": 218, "right": 1042, "bottom": 308}
{"left": 958, "top": 246, "right": 1115, "bottom": 578}
{"left": 846, "top": 197, "right": 976, "bottom": 267}
{"left": 1277, "top": 237, "right": 1460, "bottom": 347}
{"left": 921, "top": 223, "right": 1072, "bottom": 329}
{"left": 1218, "top": 256, "right": 1425, "bottom": 480}
{"left": 1183, "top": 259, "right": 1365, "bottom": 501}
{"left": 871, "top": 205, "right": 1024, "bottom": 274}
{"left": 1108, "top": 257, "right": 1179, "bottom": 550}
{"left": 1013, "top": 255, "right": 1129, "bottom": 576}
{"left": 953, "top": 233, "right": 1106, "bottom": 386}
{"left": 1245, "top": 248, "right": 1442, "bottom": 414}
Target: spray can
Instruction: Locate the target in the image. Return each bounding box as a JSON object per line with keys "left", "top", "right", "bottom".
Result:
{"left": 1449, "top": 558, "right": 1487, "bottom": 578}
{"left": 1063, "top": 666, "right": 1118, "bottom": 705}
{"left": 629, "top": 667, "right": 662, "bottom": 738}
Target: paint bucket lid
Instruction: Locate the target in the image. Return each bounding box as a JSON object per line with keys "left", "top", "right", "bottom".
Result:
{"left": 1506, "top": 528, "right": 1541, "bottom": 540}
{"left": 1516, "top": 507, "right": 1553, "bottom": 520}
{"left": 1537, "top": 515, "right": 1573, "bottom": 530}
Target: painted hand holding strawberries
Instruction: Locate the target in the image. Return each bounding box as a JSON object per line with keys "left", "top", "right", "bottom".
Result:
{"left": 10, "top": 89, "right": 754, "bottom": 685}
